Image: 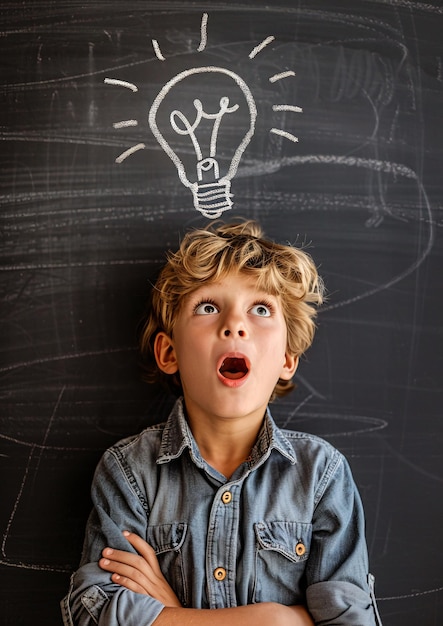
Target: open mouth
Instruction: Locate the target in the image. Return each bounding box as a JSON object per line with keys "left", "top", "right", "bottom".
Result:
{"left": 219, "top": 357, "right": 249, "bottom": 380}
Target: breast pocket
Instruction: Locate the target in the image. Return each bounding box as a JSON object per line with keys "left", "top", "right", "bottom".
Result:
{"left": 253, "top": 520, "right": 312, "bottom": 605}
{"left": 146, "top": 522, "right": 188, "bottom": 606}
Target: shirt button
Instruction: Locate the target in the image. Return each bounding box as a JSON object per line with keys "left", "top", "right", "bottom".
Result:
{"left": 214, "top": 567, "right": 227, "bottom": 581}
{"left": 221, "top": 491, "right": 232, "bottom": 504}
{"left": 295, "top": 542, "right": 306, "bottom": 556}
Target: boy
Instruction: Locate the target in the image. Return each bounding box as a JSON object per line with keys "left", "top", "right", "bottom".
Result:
{"left": 62, "top": 220, "right": 382, "bottom": 625}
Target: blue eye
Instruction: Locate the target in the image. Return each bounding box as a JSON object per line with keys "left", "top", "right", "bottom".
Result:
{"left": 194, "top": 301, "right": 219, "bottom": 315}
{"left": 250, "top": 303, "right": 272, "bottom": 317}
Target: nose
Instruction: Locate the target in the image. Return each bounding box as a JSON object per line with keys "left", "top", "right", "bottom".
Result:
{"left": 224, "top": 328, "right": 245, "bottom": 337}
{"left": 221, "top": 309, "right": 247, "bottom": 338}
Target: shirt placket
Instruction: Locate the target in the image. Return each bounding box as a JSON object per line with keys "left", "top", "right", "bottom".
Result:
{"left": 206, "top": 480, "right": 241, "bottom": 608}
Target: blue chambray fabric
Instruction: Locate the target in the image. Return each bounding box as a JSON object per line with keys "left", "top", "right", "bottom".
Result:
{"left": 62, "top": 397, "right": 381, "bottom": 625}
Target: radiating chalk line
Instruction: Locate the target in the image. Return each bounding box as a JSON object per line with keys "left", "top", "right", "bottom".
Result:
{"left": 115, "top": 142, "right": 145, "bottom": 163}
{"left": 273, "top": 104, "right": 303, "bottom": 113}
{"left": 249, "top": 35, "right": 275, "bottom": 59}
{"left": 103, "top": 77, "right": 138, "bottom": 92}
{"left": 152, "top": 39, "right": 165, "bottom": 61}
{"left": 197, "top": 12, "right": 208, "bottom": 52}
{"left": 270, "top": 128, "right": 299, "bottom": 143}
{"left": 269, "top": 71, "right": 296, "bottom": 83}
{"left": 113, "top": 119, "right": 138, "bottom": 129}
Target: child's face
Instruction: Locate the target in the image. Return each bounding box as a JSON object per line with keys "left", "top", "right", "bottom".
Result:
{"left": 154, "top": 272, "right": 298, "bottom": 426}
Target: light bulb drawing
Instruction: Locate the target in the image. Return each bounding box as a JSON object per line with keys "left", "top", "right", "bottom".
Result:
{"left": 105, "top": 12, "right": 304, "bottom": 218}
{"left": 148, "top": 67, "right": 257, "bottom": 219}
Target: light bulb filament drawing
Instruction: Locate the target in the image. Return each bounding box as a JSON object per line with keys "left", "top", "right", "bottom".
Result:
{"left": 170, "top": 96, "right": 239, "bottom": 184}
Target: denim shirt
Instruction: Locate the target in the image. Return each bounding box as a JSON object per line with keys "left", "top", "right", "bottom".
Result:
{"left": 62, "top": 397, "right": 382, "bottom": 626}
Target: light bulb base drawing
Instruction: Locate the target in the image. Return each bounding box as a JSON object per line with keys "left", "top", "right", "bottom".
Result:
{"left": 192, "top": 179, "right": 233, "bottom": 219}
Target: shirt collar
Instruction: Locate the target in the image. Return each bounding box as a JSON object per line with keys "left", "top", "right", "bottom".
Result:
{"left": 157, "top": 397, "right": 297, "bottom": 468}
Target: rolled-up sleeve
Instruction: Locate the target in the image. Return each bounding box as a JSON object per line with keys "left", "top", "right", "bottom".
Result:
{"left": 61, "top": 563, "right": 164, "bottom": 626}
{"left": 307, "top": 580, "right": 379, "bottom": 625}
{"left": 61, "top": 445, "right": 164, "bottom": 626}
{"left": 305, "top": 453, "right": 382, "bottom": 625}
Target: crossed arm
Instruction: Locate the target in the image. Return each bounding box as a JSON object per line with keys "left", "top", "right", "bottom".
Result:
{"left": 99, "top": 531, "right": 315, "bottom": 626}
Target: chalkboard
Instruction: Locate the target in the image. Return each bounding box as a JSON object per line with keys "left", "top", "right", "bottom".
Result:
{"left": 1, "top": 2, "right": 442, "bottom": 624}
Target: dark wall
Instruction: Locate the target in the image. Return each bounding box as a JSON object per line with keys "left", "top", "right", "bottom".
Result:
{"left": 1, "top": 2, "right": 442, "bottom": 624}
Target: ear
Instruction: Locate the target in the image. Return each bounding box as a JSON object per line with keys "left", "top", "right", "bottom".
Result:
{"left": 279, "top": 353, "right": 299, "bottom": 381}
{"left": 153, "top": 332, "right": 179, "bottom": 375}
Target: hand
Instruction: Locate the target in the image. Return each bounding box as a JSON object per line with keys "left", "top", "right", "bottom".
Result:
{"left": 99, "top": 531, "right": 182, "bottom": 607}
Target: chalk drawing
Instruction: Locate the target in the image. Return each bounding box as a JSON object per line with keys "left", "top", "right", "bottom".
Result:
{"left": 113, "top": 119, "right": 138, "bottom": 129}
{"left": 270, "top": 128, "right": 299, "bottom": 143}
{"left": 103, "top": 78, "right": 138, "bottom": 92}
{"left": 115, "top": 142, "right": 146, "bottom": 163}
{"left": 197, "top": 13, "right": 209, "bottom": 52}
{"left": 273, "top": 104, "right": 303, "bottom": 113}
{"left": 148, "top": 66, "right": 257, "bottom": 218}
{"left": 269, "top": 70, "right": 296, "bottom": 83}
{"left": 104, "top": 13, "right": 302, "bottom": 218}
{"left": 152, "top": 39, "right": 165, "bottom": 61}
{"left": 249, "top": 35, "right": 275, "bottom": 59}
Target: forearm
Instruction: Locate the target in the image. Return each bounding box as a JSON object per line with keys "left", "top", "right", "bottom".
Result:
{"left": 97, "top": 533, "right": 314, "bottom": 626}
{"left": 154, "top": 603, "right": 314, "bottom": 626}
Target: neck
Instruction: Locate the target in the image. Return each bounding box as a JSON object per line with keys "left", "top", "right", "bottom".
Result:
{"left": 185, "top": 407, "right": 265, "bottom": 478}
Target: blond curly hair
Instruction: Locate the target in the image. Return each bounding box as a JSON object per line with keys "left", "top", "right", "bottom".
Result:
{"left": 140, "top": 220, "right": 324, "bottom": 399}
